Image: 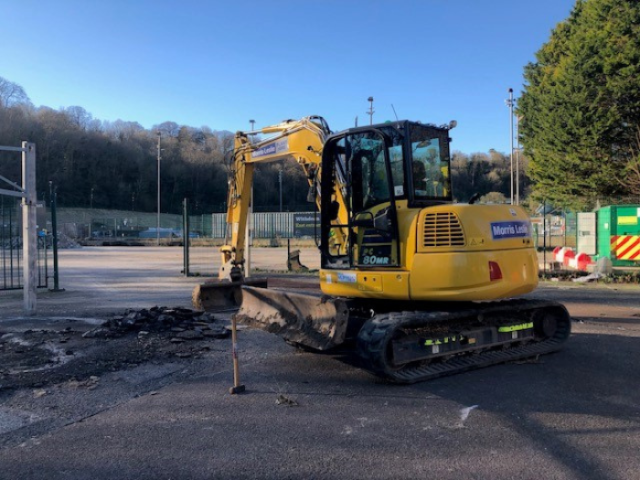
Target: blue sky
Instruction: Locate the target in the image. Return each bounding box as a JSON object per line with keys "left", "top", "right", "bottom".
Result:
{"left": 1, "top": 0, "right": 575, "bottom": 154}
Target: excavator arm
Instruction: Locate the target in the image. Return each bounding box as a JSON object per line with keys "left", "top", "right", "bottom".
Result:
{"left": 219, "top": 116, "right": 348, "bottom": 280}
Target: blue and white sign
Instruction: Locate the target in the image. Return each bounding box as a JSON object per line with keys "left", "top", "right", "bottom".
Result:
{"left": 337, "top": 272, "right": 357, "bottom": 283}
{"left": 490, "top": 221, "right": 531, "bottom": 240}
{"left": 252, "top": 139, "right": 289, "bottom": 158}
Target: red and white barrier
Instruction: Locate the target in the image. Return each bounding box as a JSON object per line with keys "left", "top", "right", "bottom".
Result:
{"left": 572, "top": 252, "right": 594, "bottom": 271}
{"left": 553, "top": 247, "right": 594, "bottom": 271}
{"left": 563, "top": 249, "right": 576, "bottom": 267}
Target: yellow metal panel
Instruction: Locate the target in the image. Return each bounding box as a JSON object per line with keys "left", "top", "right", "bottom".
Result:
{"left": 416, "top": 204, "right": 534, "bottom": 254}
{"left": 409, "top": 249, "right": 538, "bottom": 301}
{"left": 358, "top": 274, "right": 383, "bottom": 292}
{"left": 320, "top": 270, "right": 410, "bottom": 299}
{"left": 394, "top": 201, "right": 419, "bottom": 273}
{"left": 618, "top": 216, "right": 638, "bottom": 226}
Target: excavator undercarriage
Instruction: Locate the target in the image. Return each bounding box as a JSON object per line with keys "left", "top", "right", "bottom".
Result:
{"left": 233, "top": 284, "right": 571, "bottom": 384}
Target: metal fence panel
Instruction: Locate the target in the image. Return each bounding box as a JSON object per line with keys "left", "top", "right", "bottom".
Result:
{"left": 48, "top": 208, "right": 323, "bottom": 240}
{"left": 1, "top": 197, "right": 21, "bottom": 289}
{"left": 209, "top": 212, "right": 317, "bottom": 239}
{"left": 211, "top": 213, "right": 226, "bottom": 238}
{"left": 0, "top": 196, "right": 48, "bottom": 290}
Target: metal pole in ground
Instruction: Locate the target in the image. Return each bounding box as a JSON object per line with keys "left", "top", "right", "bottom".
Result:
{"left": 22, "top": 142, "right": 37, "bottom": 313}
{"left": 279, "top": 168, "right": 283, "bottom": 212}
{"left": 543, "top": 200, "right": 547, "bottom": 275}
{"left": 157, "top": 131, "right": 162, "bottom": 246}
{"left": 229, "top": 314, "right": 245, "bottom": 394}
{"left": 182, "top": 198, "right": 190, "bottom": 277}
{"left": 49, "top": 182, "right": 64, "bottom": 292}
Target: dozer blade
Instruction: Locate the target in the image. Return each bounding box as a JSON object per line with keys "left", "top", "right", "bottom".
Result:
{"left": 192, "top": 278, "right": 268, "bottom": 312}
{"left": 234, "top": 286, "right": 349, "bottom": 351}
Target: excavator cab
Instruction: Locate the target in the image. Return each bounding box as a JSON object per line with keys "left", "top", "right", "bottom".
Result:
{"left": 320, "top": 121, "right": 452, "bottom": 270}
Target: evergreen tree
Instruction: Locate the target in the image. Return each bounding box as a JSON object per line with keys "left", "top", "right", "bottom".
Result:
{"left": 519, "top": 0, "right": 640, "bottom": 207}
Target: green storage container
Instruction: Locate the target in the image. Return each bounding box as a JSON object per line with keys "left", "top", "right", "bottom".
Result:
{"left": 596, "top": 205, "right": 640, "bottom": 266}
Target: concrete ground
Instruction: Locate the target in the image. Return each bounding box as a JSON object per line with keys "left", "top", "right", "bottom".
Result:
{"left": 0, "top": 246, "right": 639, "bottom": 480}
{"left": 1, "top": 246, "right": 319, "bottom": 318}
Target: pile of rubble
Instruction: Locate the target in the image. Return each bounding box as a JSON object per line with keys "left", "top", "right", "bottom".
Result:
{"left": 83, "top": 307, "right": 230, "bottom": 340}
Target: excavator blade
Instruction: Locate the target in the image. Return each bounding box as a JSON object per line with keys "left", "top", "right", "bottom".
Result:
{"left": 234, "top": 286, "right": 350, "bottom": 351}
{"left": 192, "top": 278, "right": 268, "bottom": 312}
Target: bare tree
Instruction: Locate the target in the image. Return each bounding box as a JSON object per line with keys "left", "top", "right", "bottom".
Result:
{"left": 153, "top": 121, "right": 180, "bottom": 137}
{"left": 103, "top": 119, "right": 145, "bottom": 141}
{"left": 0, "top": 76, "right": 32, "bottom": 107}
{"left": 63, "top": 106, "right": 93, "bottom": 130}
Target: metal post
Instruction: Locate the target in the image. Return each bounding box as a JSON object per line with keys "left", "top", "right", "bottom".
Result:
{"left": 279, "top": 168, "right": 283, "bottom": 212}
{"left": 183, "top": 198, "right": 190, "bottom": 277}
{"left": 543, "top": 200, "right": 547, "bottom": 275}
{"left": 49, "top": 183, "right": 64, "bottom": 292}
{"left": 507, "top": 88, "right": 515, "bottom": 205}
{"left": 244, "top": 184, "right": 252, "bottom": 278}
{"left": 515, "top": 114, "right": 521, "bottom": 205}
{"left": 156, "top": 131, "right": 161, "bottom": 246}
{"left": 43, "top": 226, "right": 48, "bottom": 288}
{"left": 22, "top": 142, "right": 37, "bottom": 314}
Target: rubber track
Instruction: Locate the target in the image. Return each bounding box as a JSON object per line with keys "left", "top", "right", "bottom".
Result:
{"left": 355, "top": 298, "right": 571, "bottom": 384}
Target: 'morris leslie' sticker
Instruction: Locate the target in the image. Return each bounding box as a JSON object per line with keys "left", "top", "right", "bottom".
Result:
{"left": 490, "top": 221, "right": 530, "bottom": 240}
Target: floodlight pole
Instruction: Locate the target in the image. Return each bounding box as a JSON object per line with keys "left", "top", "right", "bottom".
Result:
{"left": 515, "top": 114, "right": 521, "bottom": 205}
{"left": 157, "top": 131, "right": 161, "bottom": 246}
{"left": 506, "top": 88, "right": 515, "bottom": 205}
{"left": 367, "top": 96, "right": 375, "bottom": 125}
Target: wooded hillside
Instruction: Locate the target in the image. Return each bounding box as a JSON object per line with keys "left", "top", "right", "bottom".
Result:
{"left": 0, "top": 76, "right": 516, "bottom": 213}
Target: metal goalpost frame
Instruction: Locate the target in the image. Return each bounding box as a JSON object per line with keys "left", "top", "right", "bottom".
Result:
{"left": 0, "top": 142, "right": 37, "bottom": 314}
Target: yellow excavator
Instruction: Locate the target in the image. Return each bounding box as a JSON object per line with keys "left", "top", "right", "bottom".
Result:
{"left": 193, "top": 116, "right": 570, "bottom": 383}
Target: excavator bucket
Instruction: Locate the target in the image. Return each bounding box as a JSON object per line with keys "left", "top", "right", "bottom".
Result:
{"left": 192, "top": 278, "right": 268, "bottom": 312}
{"left": 287, "top": 249, "right": 309, "bottom": 272}
{"left": 234, "top": 286, "right": 350, "bottom": 351}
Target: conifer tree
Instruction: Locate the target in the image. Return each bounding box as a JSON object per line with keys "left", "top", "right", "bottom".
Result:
{"left": 519, "top": 0, "right": 640, "bottom": 207}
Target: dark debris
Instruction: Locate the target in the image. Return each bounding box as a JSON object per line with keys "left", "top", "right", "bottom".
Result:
{"left": 83, "top": 306, "right": 230, "bottom": 340}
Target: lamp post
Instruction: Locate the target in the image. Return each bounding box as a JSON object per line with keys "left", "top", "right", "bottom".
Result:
{"left": 515, "top": 114, "right": 521, "bottom": 205}
{"left": 156, "top": 131, "right": 161, "bottom": 246}
{"left": 367, "top": 96, "right": 375, "bottom": 125}
{"left": 506, "top": 88, "right": 515, "bottom": 205}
